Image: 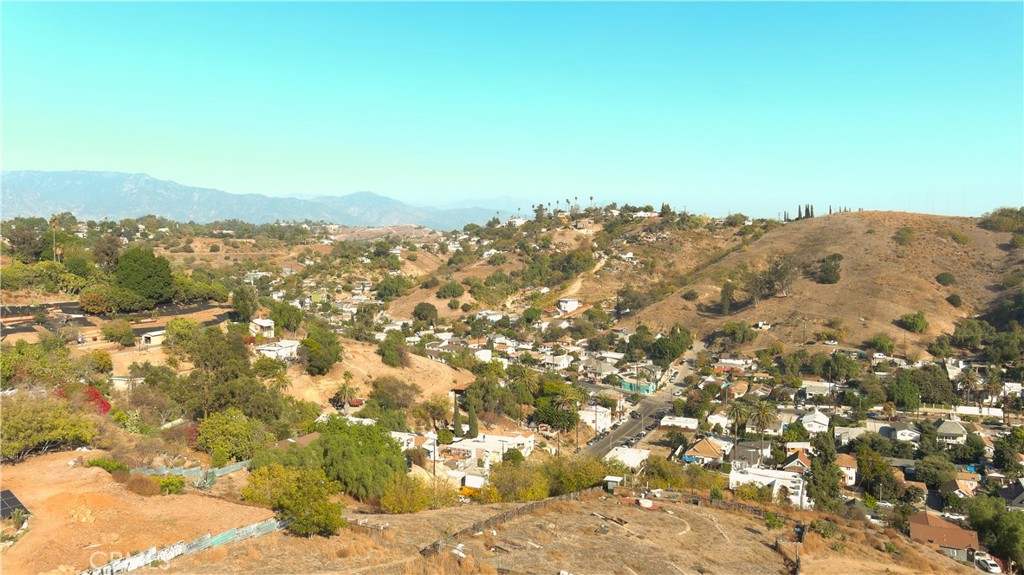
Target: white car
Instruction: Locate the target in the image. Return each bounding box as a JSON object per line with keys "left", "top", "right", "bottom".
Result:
{"left": 824, "top": 340, "right": 838, "bottom": 346}
{"left": 975, "top": 557, "right": 1001, "bottom": 574}
{"left": 942, "top": 512, "right": 966, "bottom": 521}
{"left": 872, "top": 352, "right": 888, "bottom": 360}
{"left": 673, "top": 390, "right": 683, "bottom": 397}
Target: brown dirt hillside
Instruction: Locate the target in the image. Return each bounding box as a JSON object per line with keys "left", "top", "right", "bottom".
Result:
{"left": 628, "top": 211, "right": 1019, "bottom": 356}
{"left": 387, "top": 256, "right": 526, "bottom": 321}
{"left": 284, "top": 340, "right": 475, "bottom": 408}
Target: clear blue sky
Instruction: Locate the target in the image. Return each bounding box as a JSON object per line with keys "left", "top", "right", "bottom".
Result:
{"left": 2, "top": 2, "right": 1021, "bottom": 217}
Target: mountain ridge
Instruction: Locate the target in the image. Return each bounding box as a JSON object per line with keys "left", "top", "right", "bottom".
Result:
{"left": 0, "top": 170, "right": 510, "bottom": 230}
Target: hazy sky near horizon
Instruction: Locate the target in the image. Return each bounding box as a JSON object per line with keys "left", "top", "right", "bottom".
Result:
{"left": 2, "top": 2, "right": 1021, "bottom": 217}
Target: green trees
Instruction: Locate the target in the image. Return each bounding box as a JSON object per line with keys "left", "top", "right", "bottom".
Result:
{"left": 749, "top": 401, "right": 778, "bottom": 456}
{"left": 807, "top": 434, "right": 843, "bottom": 514}
{"left": 888, "top": 371, "right": 921, "bottom": 412}
{"left": 935, "top": 272, "right": 956, "bottom": 286}
{"left": 274, "top": 467, "right": 345, "bottom": 536}
{"left": 115, "top": 247, "right": 174, "bottom": 303}
{"left": 720, "top": 282, "right": 736, "bottom": 315}
{"left": 380, "top": 474, "right": 430, "bottom": 514}
{"left": 317, "top": 418, "right": 405, "bottom": 501}
{"left": 232, "top": 284, "right": 259, "bottom": 322}
{"left": 269, "top": 302, "right": 303, "bottom": 332}
{"left": 867, "top": 334, "right": 895, "bottom": 354}
{"left": 376, "top": 331, "right": 408, "bottom": 368}
{"left": 79, "top": 285, "right": 153, "bottom": 314}
{"left": 92, "top": 234, "right": 123, "bottom": 270}
{"left": 300, "top": 320, "right": 342, "bottom": 376}
{"left": 375, "top": 275, "right": 413, "bottom": 301}
{"left": 489, "top": 461, "right": 550, "bottom": 502}
{"left": 412, "top": 302, "right": 438, "bottom": 324}
{"left": 812, "top": 254, "right": 842, "bottom": 284}
{"left": 964, "top": 495, "right": 1024, "bottom": 566}
{"left": 723, "top": 322, "right": 757, "bottom": 346}
{"left": 915, "top": 454, "right": 957, "bottom": 488}
{"left": 196, "top": 408, "right": 272, "bottom": 466}
{"left": 436, "top": 280, "right": 465, "bottom": 299}
{"left": 1, "top": 395, "right": 98, "bottom": 462}
{"left": 897, "top": 311, "right": 928, "bottom": 333}
{"left": 102, "top": 319, "right": 137, "bottom": 347}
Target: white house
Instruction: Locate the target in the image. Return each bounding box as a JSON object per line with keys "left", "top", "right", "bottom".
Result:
{"left": 141, "top": 330, "right": 166, "bottom": 346}
{"left": 579, "top": 405, "right": 616, "bottom": 433}
{"left": 249, "top": 318, "right": 275, "bottom": 338}
{"left": 660, "top": 416, "right": 699, "bottom": 431}
{"left": 888, "top": 422, "right": 921, "bottom": 444}
{"left": 557, "top": 298, "right": 581, "bottom": 314}
{"left": 706, "top": 407, "right": 733, "bottom": 431}
{"left": 800, "top": 409, "right": 830, "bottom": 435}
{"left": 255, "top": 339, "right": 300, "bottom": 361}
{"left": 836, "top": 453, "right": 858, "bottom": 487}
{"left": 833, "top": 426, "right": 870, "bottom": 446}
{"left": 729, "top": 466, "right": 809, "bottom": 508}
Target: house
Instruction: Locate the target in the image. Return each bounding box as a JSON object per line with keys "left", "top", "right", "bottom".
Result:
{"left": 706, "top": 407, "right": 733, "bottom": 431}
{"left": 606, "top": 447, "right": 651, "bottom": 470}
{"left": 729, "top": 467, "right": 809, "bottom": 508}
{"left": 938, "top": 479, "right": 976, "bottom": 500}
{"left": 141, "top": 330, "right": 166, "bottom": 346}
{"left": 833, "top": 426, "right": 869, "bottom": 446}
{"left": 557, "top": 298, "right": 580, "bottom": 314}
{"left": 579, "top": 405, "right": 616, "bottom": 433}
{"left": 249, "top": 318, "right": 275, "bottom": 338}
{"left": 255, "top": 340, "right": 300, "bottom": 361}
{"left": 836, "top": 453, "right": 858, "bottom": 487}
{"left": 731, "top": 441, "right": 769, "bottom": 467}
{"left": 275, "top": 432, "right": 321, "bottom": 450}
{"left": 799, "top": 409, "right": 830, "bottom": 434}
{"left": 544, "top": 354, "right": 572, "bottom": 371}
{"left": 683, "top": 438, "right": 724, "bottom": 465}
{"left": 782, "top": 451, "right": 812, "bottom": 475}
{"left": 908, "top": 512, "right": 979, "bottom": 563}
{"left": 801, "top": 381, "right": 833, "bottom": 400}
{"left": 998, "top": 478, "right": 1024, "bottom": 511}
{"left": 887, "top": 422, "right": 921, "bottom": 444}
{"left": 934, "top": 419, "right": 968, "bottom": 446}
{"left": 618, "top": 375, "right": 657, "bottom": 395}
{"left": 660, "top": 416, "right": 699, "bottom": 431}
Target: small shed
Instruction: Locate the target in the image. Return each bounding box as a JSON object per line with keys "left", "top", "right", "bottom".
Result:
{"left": 1, "top": 489, "right": 29, "bottom": 520}
{"left": 142, "top": 330, "right": 166, "bottom": 346}
{"left": 603, "top": 475, "right": 624, "bottom": 492}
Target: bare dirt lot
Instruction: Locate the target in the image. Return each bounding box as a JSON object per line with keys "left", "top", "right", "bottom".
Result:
{"left": 283, "top": 340, "right": 476, "bottom": 408}
{"left": 0, "top": 451, "right": 272, "bottom": 575}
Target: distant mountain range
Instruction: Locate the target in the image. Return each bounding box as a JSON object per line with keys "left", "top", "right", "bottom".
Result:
{"left": 0, "top": 171, "right": 514, "bottom": 231}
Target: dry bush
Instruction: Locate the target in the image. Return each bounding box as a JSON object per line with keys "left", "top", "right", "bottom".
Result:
{"left": 125, "top": 473, "right": 161, "bottom": 496}
{"left": 801, "top": 532, "right": 829, "bottom": 555}
{"left": 110, "top": 470, "right": 130, "bottom": 483}
{"left": 336, "top": 533, "right": 380, "bottom": 558}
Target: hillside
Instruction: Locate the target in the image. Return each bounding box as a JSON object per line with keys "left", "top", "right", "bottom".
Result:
{"left": 1, "top": 171, "right": 509, "bottom": 230}
{"left": 629, "top": 211, "right": 1020, "bottom": 355}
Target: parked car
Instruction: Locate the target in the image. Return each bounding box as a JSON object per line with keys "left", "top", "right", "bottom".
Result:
{"left": 824, "top": 340, "right": 838, "bottom": 346}
{"left": 942, "top": 513, "right": 966, "bottom": 522}
{"left": 975, "top": 556, "right": 1001, "bottom": 574}
{"left": 872, "top": 352, "right": 887, "bottom": 360}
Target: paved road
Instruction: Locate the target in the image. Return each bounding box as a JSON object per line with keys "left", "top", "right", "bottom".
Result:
{"left": 586, "top": 341, "right": 705, "bottom": 457}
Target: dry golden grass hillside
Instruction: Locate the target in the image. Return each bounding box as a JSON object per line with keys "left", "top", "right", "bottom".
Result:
{"left": 629, "top": 211, "right": 1020, "bottom": 355}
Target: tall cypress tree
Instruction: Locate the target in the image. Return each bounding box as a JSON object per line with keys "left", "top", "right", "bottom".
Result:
{"left": 467, "top": 409, "right": 479, "bottom": 439}
{"left": 807, "top": 433, "right": 843, "bottom": 513}
{"left": 452, "top": 397, "right": 463, "bottom": 437}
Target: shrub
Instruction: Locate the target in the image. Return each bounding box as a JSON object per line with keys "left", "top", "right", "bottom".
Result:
{"left": 950, "top": 231, "right": 969, "bottom": 245}
{"left": 460, "top": 303, "right": 472, "bottom": 312}
{"left": 436, "top": 429, "right": 454, "bottom": 444}
{"left": 935, "top": 272, "right": 956, "bottom": 286}
{"left": 1010, "top": 234, "right": 1024, "bottom": 249}
{"left": 897, "top": 311, "right": 928, "bottom": 333}
{"left": 710, "top": 487, "right": 724, "bottom": 501}
{"left": 86, "top": 457, "right": 129, "bottom": 474}
{"left": 125, "top": 474, "right": 162, "bottom": 496}
{"left": 209, "top": 244, "right": 221, "bottom": 253}
{"left": 102, "top": 319, "right": 137, "bottom": 347}
{"left": 159, "top": 476, "right": 186, "bottom": 495}
{"left": 893, "top": 227, "right": 915, "bottom": 246}
{"left": 810, "top": 519, "right": 839, "bottom": 539}
{"left": 447, "top": 299, "right": 460, "bottom": 310}
{"left": 946, "top": 294, "right": 962, "bottom": 307}
{"left": 765, "top": 512, "right": 784, "bottom": 530}
{"left": 867, "top": 334, "right": 895, "bottom": 354}
{"left": 436, "top": 281, "right": 464, "bottom": 299}
{"left": 681, "top": 290, "right": 699, "bottom": 301}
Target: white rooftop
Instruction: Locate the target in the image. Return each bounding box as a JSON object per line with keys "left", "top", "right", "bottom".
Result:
{"left": 605, "top": 446, "right": 651, "bottom": 470}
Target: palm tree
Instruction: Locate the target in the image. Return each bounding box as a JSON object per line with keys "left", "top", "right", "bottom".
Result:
{"left": 334, "top": 382, "right": 357, "bottom": 408}
{"left": 554, "top": 388, "right": 583, "bottom": 452}
{"left": 958, "top": 367, "right": 980, "bottom": 408}
{"left": 749, "top": 401, "right": 778, "bottom": 462}
{"left": 984, "top": 368, "right": 1002, "bottom": 411}
{"left": 725, "top": 401, "right": 750, "bottom": 462}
